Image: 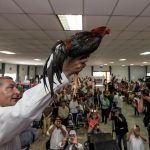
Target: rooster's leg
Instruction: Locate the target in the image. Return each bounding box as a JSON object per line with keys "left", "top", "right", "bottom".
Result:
{"left": 73, "top": 74, "right": 80, "bottom": 96}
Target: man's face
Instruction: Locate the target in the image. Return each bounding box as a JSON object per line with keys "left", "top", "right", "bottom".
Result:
{"left": 55, "top": 118, "right": 62, "bottom": 127}
{"left": 133, "top": 127, "right": 140, "bottom": 137}
{"left": 0, "top": 79, "right": 20, "bottom": 106}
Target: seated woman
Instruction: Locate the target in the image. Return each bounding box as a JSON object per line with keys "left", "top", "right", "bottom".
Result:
{"left": 87, "top": 110, "right": 101, "bottom": 134}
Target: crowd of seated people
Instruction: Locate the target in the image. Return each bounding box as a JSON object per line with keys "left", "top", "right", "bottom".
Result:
{"left": 17, "top": 75, "right": 149, "bottom": 150}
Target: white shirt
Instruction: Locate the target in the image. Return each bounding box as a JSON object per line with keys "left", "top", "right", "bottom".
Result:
{"left": 49, "top": 125, "right": 67, "bottom": 149}
{"left": 113, "top": 94, "right": 119, "bottom": 104}
{"left": 81, "top": 87, "right": 87, "bottom": 93}
{"left": 0, "top": 73, "right": 68, "bottom": 150}
{"left": 68, "top": 143, "right": 84, "bottom": 150}
{"left": 129, "top": 134, "right": 144, "bottom": 150}
{"left": 117, "top": 96, "right": 124, "bottom": 109}
{"left": 66, "top": 94, "right": 71, "bottom": 101}
{"left": 69, "top": 100, "right": 78, "bottom": 113}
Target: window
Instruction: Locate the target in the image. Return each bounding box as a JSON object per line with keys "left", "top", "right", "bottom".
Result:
{"left": 93, "top": 71, "right": 110, "bottom": 83}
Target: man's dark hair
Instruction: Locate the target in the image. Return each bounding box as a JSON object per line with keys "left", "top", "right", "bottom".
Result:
{"left": 135, "top": 124, "right": 140, "bottom": 130}
{"left": 55, "top": 116, "right": 61, "bottom": 121}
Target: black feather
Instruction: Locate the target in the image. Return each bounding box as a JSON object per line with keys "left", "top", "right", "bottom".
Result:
{"left": 43, "top": 41, "right": 66, "bottom": 97}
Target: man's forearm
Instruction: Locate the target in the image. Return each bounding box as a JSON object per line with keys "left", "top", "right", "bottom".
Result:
{"left": 140, "top": 134, "right": 147, "bottom": 142}
{"left": 145, "top": 96, "right": 150, "bottom": 103}
{"left": 60, "top": 127, "right": 67, "bottom": 137}
{"left": 47, "top": 125, "right": 55, "bottom": 136}
{"left": 118, "top": 117, "right": 123, "bottom": 122}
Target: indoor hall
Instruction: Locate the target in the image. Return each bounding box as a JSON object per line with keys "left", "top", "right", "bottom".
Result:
{"left": 0, "top": 0, "right": 150, "bottom": 150}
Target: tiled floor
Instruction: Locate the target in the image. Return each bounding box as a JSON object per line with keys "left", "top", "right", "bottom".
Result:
{"left": 31, "top": 102, "right": 149, "bottom": 150}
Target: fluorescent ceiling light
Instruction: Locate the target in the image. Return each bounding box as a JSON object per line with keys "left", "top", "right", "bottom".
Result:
{"left": 58, "top": 15, "right": 82, "bottom": 30}
{"left": 20, "top": 62, "right": 25, "bottom": 64}
{"left": 0, "top": 51, "right": 16, "bottom": 54}
{"left": 122, "top": 65, "right": 125, "bottom": 67}
{"left": 119, "top": 59, "right": 127, "bottom": 61}
{"left": 130, "top": 64, "right": 134, "bottom": 66}
{"left": 34, "top": 59, "right": 41, "bottom": 61}
{"left": 110, "top": 62, "right": 114, "bottom": 63}
{"left": 140, "top": 52, "right": 150, "bottom": 55}
{"left": 143, "top": 62, "right": 148, "bottom": 64}
{"left": 104, "top": 64, "right": 107, "bottom": 65}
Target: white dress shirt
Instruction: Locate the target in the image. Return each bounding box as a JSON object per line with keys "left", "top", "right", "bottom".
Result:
{"left": 48, "top": 125, "right": 67, "bottom": 149}
{"left": 129, "top": 134, "right": 144, "bottom": 150}
{"left": 117, "top": 96, "right": 124, "bottom": 109}
{"left": 69, "top": 100, "right": 78, "bottom": 114}
{"left": 68, "top": 143, "right": 84, "bottom": 150}
{"left": 0, "top": 73, "right": 69, "bottom": 150}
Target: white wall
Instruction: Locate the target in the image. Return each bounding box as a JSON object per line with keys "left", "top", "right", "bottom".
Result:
{"left": 147, "top": 66, "right": 150, "bottom": 75}
{"left": 0, "top": 63, "right": 2, "bottom": 69}
{"left": 5, "top": 64, "right": 16, "bottom": 74}
{"left": 29, "top": 66, "right": 35, "bottom": 79}
{"left": 79, "top": 66, "right": 92, "bottom": 78}
{"left": 5, "top": 63, "right": 17, "bottom": 80}
{"left": 1, "top": 63, "right": 148, "bottom": 82}
{"left": 19, "top": 65, "right": 28, "bottom": 82}
{"left": 94, "top": 66, "right": 109, "bottom": 72}
{"left": 130, "top": 66, "right": 146, "bottom": 81}
{"left": 0, "top": 63, "right": 2, "bottom": 76}
{"left": 112, "top": 66, "right": 128, "bottom": 81}
{"left": 36, "top": 66, "right": 43, "bottom": 75}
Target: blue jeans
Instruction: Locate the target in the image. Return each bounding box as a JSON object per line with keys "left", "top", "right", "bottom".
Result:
{"left": 116, "top": 134, "right": 127, "bottom": 150}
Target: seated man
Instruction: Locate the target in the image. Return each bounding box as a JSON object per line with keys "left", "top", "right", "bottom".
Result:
{"left": 58, "top": 100, "right": 69, "bottom": 126}
{"left": 42, "top": 105, "right": 53, "bottom": 135}
{"left": 47, "top": 117, "right": 68, "bottom": 150}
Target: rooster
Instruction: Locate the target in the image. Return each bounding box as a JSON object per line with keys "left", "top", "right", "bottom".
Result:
{"left": 43, "top": 26, "right": 110, "bottom": 96}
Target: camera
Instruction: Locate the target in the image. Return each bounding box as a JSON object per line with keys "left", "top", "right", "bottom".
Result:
{"left": 141, "top": 89, "right": 150, "bottom": 96}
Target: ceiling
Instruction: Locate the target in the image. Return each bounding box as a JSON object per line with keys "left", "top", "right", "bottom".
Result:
{"left": 0, "top": 0, "right": 150, "bottom": 66}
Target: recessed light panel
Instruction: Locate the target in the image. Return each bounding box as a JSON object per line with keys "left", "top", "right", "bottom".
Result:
{"left": 119, "top": 59, "right": 127, "bottom": 61}
{"left": 140, "top": 52, "right": 150, "bottom": 55}
{"left": 0, "top": 51, "right": 16, "bottom": 54}
{"left": 58, "top": 15, "right": 82, "bottom": 30}
{"left": 34, "top": 59, "right": 41, "bottom": 61}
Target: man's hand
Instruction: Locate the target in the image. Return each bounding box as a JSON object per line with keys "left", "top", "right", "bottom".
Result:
{"left": 54, "top": 120, "right": 62, "bottom": 128}
{"left": 72, "top": 136, "right": 78, "bottom": 144}
{"left": 54, "top": 120, "right": 58, "bottom": 126}
{"left": 115, "top": 113, "right": 119, "bottom": 118}
{"left": 63, "top": 57, "right": 87, "bottom": 79}
{"left": 57, "top": 123, "right": 62, "bottom": 128}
